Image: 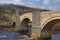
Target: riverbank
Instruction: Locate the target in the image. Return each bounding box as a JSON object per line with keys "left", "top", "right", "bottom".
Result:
{"left": 3, "top": 28, "right": 16, "bottom": 32}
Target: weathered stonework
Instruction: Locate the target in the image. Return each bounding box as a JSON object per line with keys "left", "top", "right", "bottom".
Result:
{"left": 32, "top": 12, "right": 41, "bottom": 38}
{"left": 11, "top": 11, "right": 60, "bottom": 39}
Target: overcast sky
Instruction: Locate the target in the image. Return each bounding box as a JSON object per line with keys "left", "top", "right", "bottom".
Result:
{"left": 0, "top": 0, "right": 60, "bottom": 10}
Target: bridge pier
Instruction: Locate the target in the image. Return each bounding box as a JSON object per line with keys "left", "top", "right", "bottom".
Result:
{"left": 32, "top": 12, "right": 41, "bottom": 39}
{"left": 15, "top": 16, "right": 20, "bottom": 31}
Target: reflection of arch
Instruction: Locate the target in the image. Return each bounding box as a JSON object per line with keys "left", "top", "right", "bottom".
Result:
{"left": 20, "top": 18, "right": 32, "bottom": 37}
{"left": 41, "top": 19, "right": 60, "bottom": 39}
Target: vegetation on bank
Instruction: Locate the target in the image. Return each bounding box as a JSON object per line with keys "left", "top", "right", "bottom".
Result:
{"left": 0, "top": 13, "right": 17, "bottom": 21}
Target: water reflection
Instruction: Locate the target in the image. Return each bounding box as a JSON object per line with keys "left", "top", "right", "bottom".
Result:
{"left": 51, "top": 34, "right": 60, "bottom": 40}
{"left": 0, "top": 35, "right": 7, "bottom": 38}
{"left": 39, "top": 38, "right": 51, "bottom": 40}
{"left": 39, "top": 34, "right": 60, "bottom": 40}
{"left": 0, "top": 30, "right": 60, "bottom": 40}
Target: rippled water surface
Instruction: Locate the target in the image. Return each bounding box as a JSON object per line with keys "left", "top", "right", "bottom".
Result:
{"left": 0, "top": 30, "right": 19, "bottom": 40}
{"left": 39, "top": 34, "right": 60, "bottom": 40}
{"left": 0, "top": 30, "right": 60, "bottom": 40}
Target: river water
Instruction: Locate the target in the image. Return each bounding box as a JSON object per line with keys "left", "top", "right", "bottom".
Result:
{"left": 51, "top": 34, "right": 60, "bottom": 40}
{"left": 0, "top": 30, "right": 19, "bottom": 40}
{"left": 0, "top": 30, "right": 60, "bottom": 40}
{"left": 39, "top": 34, "right": 60, "bottom": 40}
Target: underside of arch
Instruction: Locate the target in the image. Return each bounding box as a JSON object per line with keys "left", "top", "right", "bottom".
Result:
{"left": 41, "top": 19, "right": 60, "bottom": 38}
{"left": 20, "top": 18, "right": 32, "bottom": 37}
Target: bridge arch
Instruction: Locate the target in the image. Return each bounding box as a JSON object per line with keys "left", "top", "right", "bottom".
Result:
{"left": 10, "top": 19, "right": 17, "bottom": 28}
{"left": 41, "top": 17, "right": 60, "bottom": 39}
{"left": 20, "top": 18, "right": 32, "bottom": 37}
{"left": 20, "top": 13, "right": 32, "bottom": 23}
{"left": 41, "top": 16, "right": 60, "bottom": 30}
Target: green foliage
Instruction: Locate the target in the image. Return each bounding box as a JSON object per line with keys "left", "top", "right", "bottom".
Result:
{"left": 10, "top": 14, "right": 17, "bottom": 19}
{"left": 0, "top": 13, "right": 17, "bottom": 21}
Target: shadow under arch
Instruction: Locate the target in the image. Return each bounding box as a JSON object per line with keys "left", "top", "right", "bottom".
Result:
{"left": 41, "top": 19, "right": 60, "bottom": 40}
{"left": 20, "top": 18, "right": 32, "bottom": 37}
{"left": 11, "top": 22, "right": 16, "bottom": 28}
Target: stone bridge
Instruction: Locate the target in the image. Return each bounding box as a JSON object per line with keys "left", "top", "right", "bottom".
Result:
{"left": 11, "top": 11, "right": 60, "bottom": 39}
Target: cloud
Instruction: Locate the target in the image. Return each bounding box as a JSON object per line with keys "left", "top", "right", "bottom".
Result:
{"left": 34, "top": 0, "right": 41, "bottom": 2}
{"left": 12, "top": 0, "right": 23, "bottom": 5}
{"left": 0, "top": 0, "right": 60, "bottom": 10}
{"left": 4, "top": 1, "right": 12, "bottom": 4}
{"left": 53, "top": 0, "right": 60, "bottom": 3}
{"left": 41, "top": 0, "right": 60, "bottom": 10}
{"left": 42, "top": 0, "right": 51, "bottom": 5}
{"left": 13, "top": 0, "right": 20, "bottom": 2}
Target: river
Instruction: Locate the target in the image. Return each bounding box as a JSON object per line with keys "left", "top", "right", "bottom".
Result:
{"left": 0, "top": 30, "right": 60, "bottom": 40}
{"left": 0, "top": 30, "right": 19, "bottom": 40}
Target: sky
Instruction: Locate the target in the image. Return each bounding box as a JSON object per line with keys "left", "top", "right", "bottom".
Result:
{"left": 0, "top": 0, "right": 60, "bottom": 10}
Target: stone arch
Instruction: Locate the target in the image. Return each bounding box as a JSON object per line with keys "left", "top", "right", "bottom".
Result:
{"left": 20, "top": 18, "right": 32, "bottom": 37}
{"left": 41, "top": 18, "right": 60, "bottom": 39}
{"left": 20, "top": 13, "right": 32, "bottom": 23}
{"left": 21, "top": 17, "right": 32, "bottom": 23}
{"left": 10, "top": 19, "right": 16, "bottom": 28}
{"left": 41, "top": 17, "right": 60, "bottom": 30}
